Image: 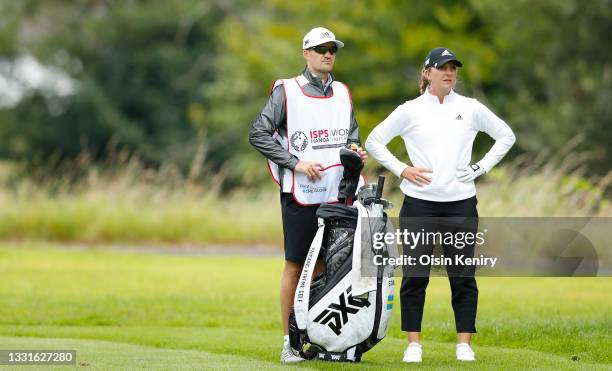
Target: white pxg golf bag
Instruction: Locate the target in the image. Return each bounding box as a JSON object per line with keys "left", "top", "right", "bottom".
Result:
{"left": 288, "top": 148, "right": 396, "bottom": 362}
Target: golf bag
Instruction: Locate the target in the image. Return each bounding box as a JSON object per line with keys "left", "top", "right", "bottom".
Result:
{"left": 288, "top": 149, "right": 396, "bottom": 362}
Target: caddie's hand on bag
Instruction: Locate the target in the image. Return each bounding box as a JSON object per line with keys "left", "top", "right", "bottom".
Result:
{"left": 456, "top": 164, "right": 485, "bottom": 183}
{"left": 349, "top": 143, "right": 368, "bottom": 163}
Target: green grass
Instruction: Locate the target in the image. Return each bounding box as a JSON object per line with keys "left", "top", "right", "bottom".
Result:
{"left": 0, "top": 336, "right": 290, "bottom": 370}
{"left": 0, "top": 152, "right": 610, "bottom": 245}
{"left": 0, "top": 243, "right": 610, "bottom": 369}
{"left": 0, "top": 185, "right": 283, "bottom": 245}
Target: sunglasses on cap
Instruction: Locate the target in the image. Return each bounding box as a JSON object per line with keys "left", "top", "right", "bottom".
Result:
{"left": 309, "top": 44, "right": 338, "bottom": 55}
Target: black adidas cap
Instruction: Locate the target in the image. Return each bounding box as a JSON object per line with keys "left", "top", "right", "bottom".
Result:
{"left": 424, "top": 47, "right": 463, "bottom": 69}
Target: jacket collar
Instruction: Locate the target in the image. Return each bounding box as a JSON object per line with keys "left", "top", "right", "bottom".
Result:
{"left": 302, "top": 67, "right": 334, "bottom": 93}
{"left": 423, "top": 87, "right": 456, "bottom": 104}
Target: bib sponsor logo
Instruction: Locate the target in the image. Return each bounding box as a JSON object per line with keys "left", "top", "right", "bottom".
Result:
{"left": 330, "top": 128, "right": 349, "bottom": 138}
{"left": 298, "top": 183, "right": 327, "bottom": 194}
{"left": 291, "top": 131, "right": 308, "bottom": 152}
{"left": 310, "top": 129, "right": 329, "bottom": 143}
{"left": 309, "top": 128, "right": 349, "bottom": 145}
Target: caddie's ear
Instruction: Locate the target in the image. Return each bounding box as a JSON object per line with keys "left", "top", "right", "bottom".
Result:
{"left": 303, "top": 49, "right": 309, "bottom": 59}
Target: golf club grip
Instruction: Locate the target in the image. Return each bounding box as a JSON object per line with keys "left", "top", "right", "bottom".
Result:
{"left": 376, "top": 176, "right": 385, "bottom": 198}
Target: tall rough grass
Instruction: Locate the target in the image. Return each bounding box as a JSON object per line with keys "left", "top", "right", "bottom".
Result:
{"left": 0, "top": 155, "right": 282, "bottom": 245}
{"left": 0, "top": 150, "right": 609, "bottom": 245}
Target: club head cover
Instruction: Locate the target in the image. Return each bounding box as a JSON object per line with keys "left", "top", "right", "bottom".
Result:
{"left": 338, "top": 148, "right": 363, "bottom": 203}
{"left": 339, "top": 148, "right": 364, "bottom": 174}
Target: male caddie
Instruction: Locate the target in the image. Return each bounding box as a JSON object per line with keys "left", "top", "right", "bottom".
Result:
{"left": 249, "top": 26, "right": 367, "bottom": 363}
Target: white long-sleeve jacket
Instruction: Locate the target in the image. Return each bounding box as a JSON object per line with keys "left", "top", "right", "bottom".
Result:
{"left": 366, "top": 89, "right": 515, "bottom": 202}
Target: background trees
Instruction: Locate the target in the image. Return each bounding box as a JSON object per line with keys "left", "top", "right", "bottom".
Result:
{"left": 0, "top": 0, "right": 609, "bottom": 187}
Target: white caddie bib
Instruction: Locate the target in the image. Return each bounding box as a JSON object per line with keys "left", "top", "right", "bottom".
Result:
{"left": 267, "top": 75, "right": 359, "bottom": 205}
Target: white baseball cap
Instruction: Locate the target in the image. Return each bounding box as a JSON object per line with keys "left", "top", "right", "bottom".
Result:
{"left": 302, "top": 27, "right": 344, "bottom": 50}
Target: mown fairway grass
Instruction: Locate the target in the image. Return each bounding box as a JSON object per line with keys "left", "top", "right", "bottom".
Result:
{"left": 0, "top": 243, "right": 610, "bottom": 370}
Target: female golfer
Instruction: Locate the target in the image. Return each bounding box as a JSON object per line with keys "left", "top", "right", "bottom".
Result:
{"left": 365, "top": 47, "right": 515, "bottom": 362}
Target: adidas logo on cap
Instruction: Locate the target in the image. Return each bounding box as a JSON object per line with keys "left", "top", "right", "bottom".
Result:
{"left": 302, "top": 27, "right": 344, "bottom": 49}
{"left": 424, "top": 47, "right": 463, "bottom": 68}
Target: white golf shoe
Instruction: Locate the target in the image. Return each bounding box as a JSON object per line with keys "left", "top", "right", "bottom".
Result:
{"left": 456, "top": 342, "right": 475, "bottom": 361}
{"left": 402, "top": 342, "right": 423, "bottom": 363}
{"left": 280, "top": 342, "right": 305, "bottom": 363}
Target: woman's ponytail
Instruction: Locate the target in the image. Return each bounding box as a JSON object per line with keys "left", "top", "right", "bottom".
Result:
{"left": 419, "top": 68, "right": 430, "bottom": 94}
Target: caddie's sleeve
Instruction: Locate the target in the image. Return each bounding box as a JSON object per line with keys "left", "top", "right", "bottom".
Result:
{"left": 345, "top": 109, "right": 362, "bottom": 149}
{"left": 249, "top": 84, "right": 300, "bottom": 170}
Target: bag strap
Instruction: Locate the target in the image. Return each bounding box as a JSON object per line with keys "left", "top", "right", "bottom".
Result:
{"left": 293, "top": 217, "right": 325, "bottom": 330}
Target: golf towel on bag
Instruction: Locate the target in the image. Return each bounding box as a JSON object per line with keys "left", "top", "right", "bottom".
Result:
{"left": 351, "top": 201, "right": 397, "bottom": 296}
{"left": 290, "top": 194, "right": 396, "bottom": 362}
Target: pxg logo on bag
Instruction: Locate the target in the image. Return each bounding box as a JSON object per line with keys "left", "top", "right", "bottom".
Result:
{"left": 291, "top": 131, "right": 308, "bottom": 152}
{"left": 313, "top": 287, "right": 370, "bottom": 335}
